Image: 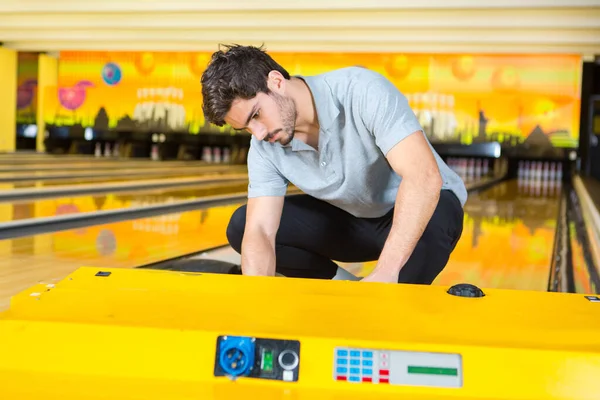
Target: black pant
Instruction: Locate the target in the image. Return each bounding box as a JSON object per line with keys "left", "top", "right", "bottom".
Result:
{"left": 226, "top": 190, "right": 464, "bottom": 284}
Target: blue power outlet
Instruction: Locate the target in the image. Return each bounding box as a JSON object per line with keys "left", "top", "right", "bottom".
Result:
{"left": 218, "top": 336, "right": 256, "bottom": 377}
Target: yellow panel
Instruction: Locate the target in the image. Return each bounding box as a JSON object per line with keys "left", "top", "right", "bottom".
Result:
{"left": 0, "top": 47, "right": 17, "bottom": 152}
{"left": 36, "top": 53, "right": 58, "bottom": 152}
{"left": 0, "top": 267, "right": 599, "bottom": 400}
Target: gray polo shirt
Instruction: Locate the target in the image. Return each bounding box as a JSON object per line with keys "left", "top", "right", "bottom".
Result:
{"left": 246, "top": 66, "right": 467, "bottom": 218}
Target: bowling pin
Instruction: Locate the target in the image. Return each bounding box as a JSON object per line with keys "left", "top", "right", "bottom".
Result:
{"left": 151, "top": 144, "right": 159, "bottom": 161}
{"left": 542, "top": 162, "right": 549, "bottom": 180}
{"left": 94, "top": 142, "right": 102, "bottom": 157}
{"left": 213, "top": 147, "right": 222, "bottom": 163}
{"left": 104, "top": 142, "right": 112, "bottom": 157}
{"left": 518, "top": 161, "right": 524, "bottom": 179}
{"left": 549, "top": 163, "right": 556, "bottom": 181}
{"left": 223, "top": 147, "right": 231, "bottom": 163}
{"left": 468, "top": 158, "right": 475, "bottom": 179}
{"left": 202, "top": 147, "right": 213, "bottom": 163}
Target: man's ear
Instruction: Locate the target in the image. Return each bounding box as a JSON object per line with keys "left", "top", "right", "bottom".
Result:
{"left": 266, "top": 70, "right": 286, "bottom": 94}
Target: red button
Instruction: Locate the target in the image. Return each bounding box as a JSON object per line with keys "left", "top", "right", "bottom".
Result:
{"left": 337, "top": 376, "right": 347, "bottom": 381}
{"left": 380, "top": 378, "right": 389, "bottom": 384}
{"left": 362, "top": 377, "right": 372, "bottom": 383}
{"left": 380, "top": 369, "right": 389, "bottom": 376}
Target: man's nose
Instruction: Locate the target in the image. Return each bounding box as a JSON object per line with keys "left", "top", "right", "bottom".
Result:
{"left": 248, "top": 121, "right": 267, "bottom": 141}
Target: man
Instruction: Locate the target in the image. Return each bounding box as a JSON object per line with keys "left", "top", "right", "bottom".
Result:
{"left": 201, "top": 44, "right": 467, "bottom": 284}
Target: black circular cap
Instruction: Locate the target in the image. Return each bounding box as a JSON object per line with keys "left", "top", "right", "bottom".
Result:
{"left": 447, "top": 283, "right": 485, "bottom": 298}
{"left": 281, "top": 352, "right": 296, "bottom": 366}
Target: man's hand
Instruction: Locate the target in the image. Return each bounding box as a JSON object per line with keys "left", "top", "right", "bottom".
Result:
{"left": 361, "top": 268, "right": 399, "bottom": 283}
{"left": 365, "top": 130, "right": 442, "bottom": 282}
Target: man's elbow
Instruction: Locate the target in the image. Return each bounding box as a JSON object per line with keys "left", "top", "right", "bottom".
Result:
{"left": 427, "top": 167, "right": 443, "bottom": 190}
{"left": 411, "top": 164, "right": 443, "bottom": 194}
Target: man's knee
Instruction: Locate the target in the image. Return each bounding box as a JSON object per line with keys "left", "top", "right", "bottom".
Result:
{"left": 226, "top": 205, "right": 247, "bottom": 253}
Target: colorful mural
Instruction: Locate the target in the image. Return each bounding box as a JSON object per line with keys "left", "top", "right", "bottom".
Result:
{"left": 16, "top": 52, "right": 39, "bottom": 124}
{"left": 43, "top": 51, "right": 582, "bottom": 148}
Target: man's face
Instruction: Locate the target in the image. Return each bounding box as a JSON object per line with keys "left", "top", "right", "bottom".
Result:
{"left": 225, "top": 90, "right": 297, "bottom": 146}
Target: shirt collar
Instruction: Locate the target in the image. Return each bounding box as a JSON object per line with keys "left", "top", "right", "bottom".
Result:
{"left": 281, "top": 74, "right": 340, "bottom": 152}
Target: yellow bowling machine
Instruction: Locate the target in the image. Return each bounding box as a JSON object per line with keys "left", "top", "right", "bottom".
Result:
{"left": 0, "top": 266, "right": 599, "bottom": 400}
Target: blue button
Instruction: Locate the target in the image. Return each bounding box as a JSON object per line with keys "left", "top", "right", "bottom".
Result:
{"left": 362, "top": 368, "right": 372, "bottom": 375}
{"left": 336, "top": 367, "right": 347, "bottom": 374}
{"left": 349, "top": 376, "right": 360, "bottom": 382}
{"left": 350, "top": 351, "right": 360, "bottom": 357}
{"left": 337, "top": 350, "right": 348, "bottom": 357}
{"left": 350, "top": 368, "right": 360, "bottom": 374}
{"left": 337, "top": 359, "right": 348, "bottom": 365}
{"left": 362, "top": 351, "right": 373, "bottom": 358}
{"left": 350, "top": 359, "right": 360, "bottom": 366}
{"left": 362, "top": 360, "right": 373, "bottom": 366}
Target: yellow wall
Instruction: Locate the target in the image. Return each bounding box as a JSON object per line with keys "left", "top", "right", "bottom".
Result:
{"left": 36, "top": 54, "right": 58, "bottom": 152}
{"left": 0, "top": 47, "right": 17, "bottom": 152}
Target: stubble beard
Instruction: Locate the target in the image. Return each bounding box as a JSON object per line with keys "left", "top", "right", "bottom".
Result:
{"left": 266, "top": 92, "right": 297, "bottom": 146}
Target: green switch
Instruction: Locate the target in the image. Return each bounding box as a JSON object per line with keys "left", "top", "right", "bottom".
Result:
{"left": 261, "top": 349, "right": 274, "bottom": 372}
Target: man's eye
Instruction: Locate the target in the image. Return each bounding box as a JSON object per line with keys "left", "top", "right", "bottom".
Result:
{"left": 253, "top": 110, "right": 260, "bottom": 119}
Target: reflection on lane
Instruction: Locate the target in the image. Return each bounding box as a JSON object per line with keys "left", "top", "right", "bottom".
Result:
{"left": 0, "top": 161, "right": 212, "bottom": 173}
{"left": 0, "top": 167, "right": 246, "bottom": 188}
{"left": 434, "top": 179, "right": 562, "bottom": 291}
{"left": 0, "top": 165, "right": 238, "bottom": 181}
{"left": 0, "top": 201, "right": 242, "bottom": 311}
{"left": 0, "top": 181, "right": 249, "bottom": 223}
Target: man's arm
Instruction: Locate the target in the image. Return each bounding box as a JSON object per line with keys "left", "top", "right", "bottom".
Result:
{"left": 241, "top": 142, "right": 288, "bottom": 276}
{"left": 362, "top": 130, "right": 442, "bottom": 282}
{"left": 355, "top": 69, "right": 442, "bottom": 282}
{"left": 241, "top": 195, "right": 284, "bottom": 276}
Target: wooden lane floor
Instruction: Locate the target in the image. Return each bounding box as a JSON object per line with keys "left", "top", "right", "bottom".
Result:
{"left": 436, "top": 178, "right": 565, "bottom": 291}
{"left": 0, "top": 160, "right": 221, "bottom": 173}
{"left": 0, "top": 164, "right": 245, "bottom": 182}
{"left": 0, "top": 201, "right": 244, "bottom": 311}
{"left": 0, "top": 180, "right": 248, "bottom": 223}
{"left": 0, "top": 153, "right": 211, "bottom": 165}
{"left": 0, "top": 166, "right": 246, "bottom": 188}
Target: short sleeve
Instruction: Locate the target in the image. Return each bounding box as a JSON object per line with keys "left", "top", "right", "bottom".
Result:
{"left": 246, "top": 142, "right": 289, "bottom": 198}
{"left": 358, "top": 72, "right": 423, "bottom": 156}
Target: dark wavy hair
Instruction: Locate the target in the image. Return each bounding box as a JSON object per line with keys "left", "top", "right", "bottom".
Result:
{"left": 200, "top": 44, "right": 291, "bottom": 127}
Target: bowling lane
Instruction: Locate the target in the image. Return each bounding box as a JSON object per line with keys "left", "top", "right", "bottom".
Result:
{"left": 0, "top": 180, "right": 248, "bottom": 223}
{"left": 0, "top": 164, "right": 241, "bottom": 183}
{"left": 0, "top": 153, "right": 202, "bottom": 165}
{"left": 0, "top": 199, "right": 245, "bottom": 311}
{"left": 0, "top": 165, "right": 246, "bottom": 189}
{"left": 434, "top": 178, "right": 562, "bottom": 291}
{"left": 0, "top": 160, "right": 211, "bottom": 173}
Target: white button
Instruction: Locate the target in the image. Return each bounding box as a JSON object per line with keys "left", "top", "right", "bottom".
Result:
{"left": 283, "top": 370, "right": 294, "bottom": 381}
{"left": 321, "top": 161, "right": 327, "bottom": 166}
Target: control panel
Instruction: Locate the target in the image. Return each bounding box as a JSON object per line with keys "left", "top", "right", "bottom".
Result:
{"left": 334, "top": 347, "right": 462, "bottom": 388}
{"left": 214, "top": 335, "right": 300, "bottom": 382}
